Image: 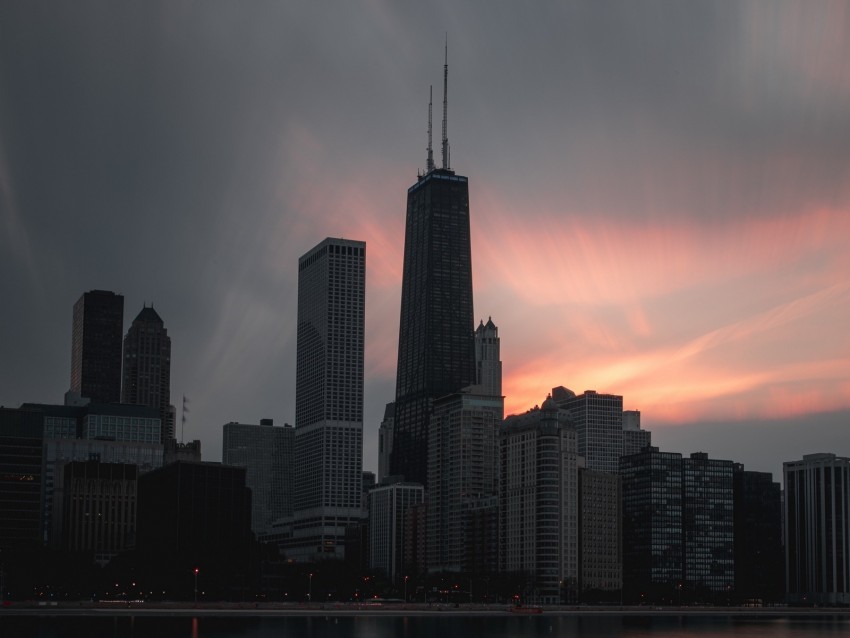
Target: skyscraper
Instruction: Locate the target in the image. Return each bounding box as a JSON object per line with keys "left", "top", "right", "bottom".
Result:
{"left": 122, "top": 305, "right": 173, "bottom": 441}
{"left": 222, "top": 419, "right": 294, "bottom": 535}
{"left": 427, "top": 386, "right": 502, "bottom": 573}
{"left": 291, "top": 237, "right": 366, "bottom": 561}
{"left": 620, "top": 447, "right": 683, "bottom": 603}
{"left": 391, "top": 51, "right": 476, "bottom": 487}
{"left": 475, "top": 318, "right": 502, "bottom": 398}
{"left": 369, "top": 480, "right": 424, "bottom": 584}
{"left": 733, "top": 464, "right": 784, "bottom": 603}
{"left": 784, "top": 453, "right": 850, "bottom": 605}
{"left": 682, "top": 452, "right": 734, "bottom": 595}
{"left": 500, "top": 397, "right": 579, "bottom": 603}
{"left": 0, "top": 407, "right": 44, "bottom": 550}
{"left": 70, "top": 290, "right": 124, "bottom": 404}
{"left": 553, "top": 388, "right": 624, "bottom": 474}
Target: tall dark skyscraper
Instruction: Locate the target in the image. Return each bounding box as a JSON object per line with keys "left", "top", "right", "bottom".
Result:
{"left": 391, "top": 50, "right": 476, "bottom": 488}
{"left": 70, "top": 290, "right": 124, "bottom": 404}
{"left": 122, "top": 305, "right": 172, "bottom": 442}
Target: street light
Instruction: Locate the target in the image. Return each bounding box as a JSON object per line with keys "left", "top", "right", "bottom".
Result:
{"left": 308, "top": 573, "right": 313, "bottom": 603}
{"left": 193, "top": 568, "right": 199, "bottom": 604}
{"left": 404, "top": 576, "right": 409, "bottom": 603}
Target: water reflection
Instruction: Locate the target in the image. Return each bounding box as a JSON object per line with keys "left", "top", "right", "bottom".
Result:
{"left": 0, "top": 614, "right": 847, "bottom": 637}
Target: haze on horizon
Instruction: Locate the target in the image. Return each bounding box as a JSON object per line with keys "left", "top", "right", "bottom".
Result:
{"left": 1, "top": 1, "right": 848, "bottom": 481}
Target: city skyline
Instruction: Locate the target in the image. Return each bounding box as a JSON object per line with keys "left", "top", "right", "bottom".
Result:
{"left": 1, "top": 2, "right": 849, "bottom": 481}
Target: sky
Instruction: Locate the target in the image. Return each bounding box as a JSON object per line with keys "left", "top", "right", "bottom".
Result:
{"left": 1, "top": 1, "right": 849, "bottom": 481}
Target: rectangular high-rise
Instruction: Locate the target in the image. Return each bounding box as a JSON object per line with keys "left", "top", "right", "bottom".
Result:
{"left": 428, "top": 386, "right": 502, "bottom": 573}
{"left": 553, "top": 388, "right": 624, "bottom": 474}
{"left": 369, "top": 480, "right": 424, "bottom": 584}
{"left": 291, "top": 237, "right": 365, "bottom": 561}
{"left": 70, "top": 290, "right": 124, "bottom": 404}
{"left": 223, "top": 419, "right": 294, "bottom": 535}
{"left": 500, "top": 398, "right": 579, "bottom": 604}
{"left": 784, "top": 453, "right": 850, "bottom": 605}
{"left": 733, "top": 464, "right": 784, "bottom": 603}
{"left": 0, "top": 407, "right": 44, "bottom": 550}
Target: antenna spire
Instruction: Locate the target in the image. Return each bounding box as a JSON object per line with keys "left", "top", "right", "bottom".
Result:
{"left": 426, "top": 85, "right": 435, "bottom": 172}
{"left": 441, "top": 35, "right": 449, "bottom": 170}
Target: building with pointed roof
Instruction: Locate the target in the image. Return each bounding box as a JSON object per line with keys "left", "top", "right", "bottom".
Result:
{"left": 122, "top": 304, "right": 172, "bottom": 442}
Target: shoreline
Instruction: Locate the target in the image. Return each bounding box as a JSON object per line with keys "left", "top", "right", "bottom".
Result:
{"left": 1, "top": 602, "right": 849, "bottom": 618}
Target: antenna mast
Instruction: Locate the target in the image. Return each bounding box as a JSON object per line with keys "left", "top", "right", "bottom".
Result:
{"left": 426, "top": 85, "right": 435, "bottom": 172}
{"left": 441, "top": 36, "right": 449, "bottom": 170}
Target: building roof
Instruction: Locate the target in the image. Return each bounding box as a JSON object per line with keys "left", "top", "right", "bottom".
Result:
{"left": 132, "top": 305, "right": 163, "bottom": 325}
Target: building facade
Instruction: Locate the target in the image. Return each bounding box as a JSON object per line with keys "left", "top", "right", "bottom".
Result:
{"left": 0, "top": 407, "right": 44, "bottom": 550}
{"left": 377, "top": 402, "right": 394, "bottom": 484}
{"left": 733, "top": 463, "right": 784, "bottom": 603}
{"left": 620, "top": 447, "right": 683, "bottom": 603}
{"left": 553, "top": 388, "right": 623, "bottom": 474}
{"left": 136, "top": 461, "right": 253, "bottom": 598}
{"left": 682, "top": 452, "right": 734, "bottom": 597}
{"left": 291, "top": 237, "right": 366, "bottom": 561}
{"left": 70, "top": 290, "right": 124, "bottom": 404}
{"left": 500, "top": 398, "right": 579, "bottom": 604}
{"left": 427, "top": 387, "right": 502, "bottom": 573}
{"left": 784, "top": 453, "right": 850, "bottom": 605}
{"left": 474, "top": 318, "right": 502, "bottom": 398}
{"left": 578, "top": 468, "right": 622, "bottom": 599}
{"left": 223, "top": 419, "right": 294, "bottom": 535}
{"left": 23, "top": 401, "right": 163, "bottom": 546}
{"left": 61, "top": 461, "right": 137, "bottom": 564}
{"left": 121, "top": 305, "right": 173, "bottom": 441}
{"left": 369, "top": 480, "right": 424, "bottom": 584}
{"left": 622, "top": 410, "right": 651, "bottom": 456}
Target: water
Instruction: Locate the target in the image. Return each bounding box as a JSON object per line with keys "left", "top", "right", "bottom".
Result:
{"left": 0, "top": 613, "right": 847, "bottom": 638}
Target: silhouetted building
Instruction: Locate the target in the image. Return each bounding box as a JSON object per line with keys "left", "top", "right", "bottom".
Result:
{"left": 0, "top": 407, "right": 44, "bottom": 550}
{"left": 70, "top": 290, "right": 124, "bottom": 404}
{"left": 223, "top": 419, "right": 294, "bottom": 534}
{"left": 622, "top": 410, "right": 651, "bottom": 456}
{"left": 464, "top": 494, "right": 499, "bottom": 578}
{"left": 369, "top": 480, "right": 424, "bottom": 583}
{"left": 163, "top": 438, "right": 202, "bottom": 465}
{"left": 428, "top": 386, "right": 502, "bottom": 573}
{"left": 475, "top": 318, "right": 502, "bottom": 398}
{"left": 620, "top": 447, "right": 683, "bottom": 603}
{"left": 733, "top": 464, "right": 784, "bottom": 603}
{"left": 579, "top": 468, "right": 622, "bottom": 599}
{"left": 291, "top": 237, "right": 365, "bottom": 561}
{"left": 122, "top": 305, "right": 173, "bottom": 441}
{"left": 683, "top": 452, "right": 734, "bottom": 596}
{"left": 553, "top": 388, "right": 623, "bottom": 474}
{"left": 403, "top": 502, "right": 428, "bottom": 580}
{"left": 61, "top": 460, "right": 137, "bottom": 564}
{"left": 136, "top": 461, "right": 253, "bottom": 598}
{"left": 500, "top": 398, "right": 579, "bottom": 604}
{"left": 621, "top": 448, "right": 734, "bottom": 604}
{"left": 23, "top": 400, "right": 163, "bottom": 546}
{"left": 361, "top": 471, "right": 376, "bottom": 511}
{"left": 377, "top": 402, "right": 394, "bottom": 483}
{"left": 391, "top": 57, "right": 476, "bottom": 488}
{"left": 784, "top": 453, "right": 850, "bottom": 605}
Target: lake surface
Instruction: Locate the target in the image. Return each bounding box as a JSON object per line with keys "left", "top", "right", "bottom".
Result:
{"left": 1, "top": 613, "right": 848, "bottom": 638}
